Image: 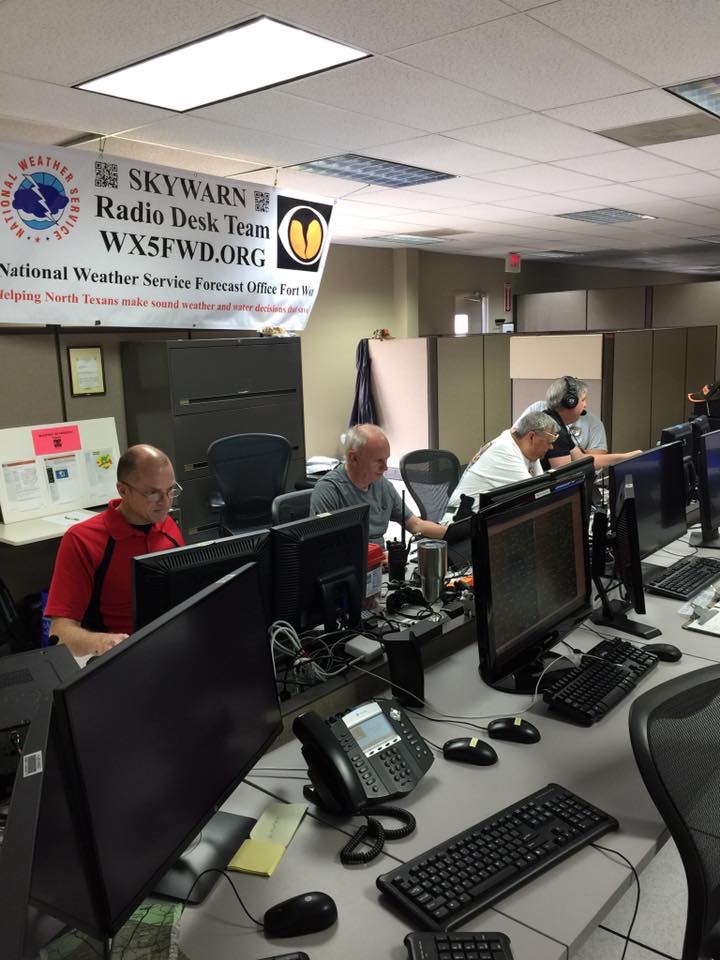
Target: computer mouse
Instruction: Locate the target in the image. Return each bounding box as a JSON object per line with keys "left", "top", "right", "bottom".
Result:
{"left": 487, "top": 717, "right": 541, "bottom": 744}
{"left": 442, "top": 736, "right": 498, "bottom": 766}
{"left": 263, "top": 891, "right": 337, "bottom": 938}
{"left": 643, "top": 642, "right": 682, "bottom": 663}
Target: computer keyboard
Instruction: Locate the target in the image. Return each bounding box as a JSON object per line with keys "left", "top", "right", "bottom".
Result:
{"left": 543, "top": 636, "right": 658, "bottom": 726}
{"left": 644, "top": 555, "right": 720, "bottom": 600}
{"left": 405, "top": 930, "right": 513, "bottom": 960}
{"left": 377, "top": 782, "right": 617, "bottom": 931}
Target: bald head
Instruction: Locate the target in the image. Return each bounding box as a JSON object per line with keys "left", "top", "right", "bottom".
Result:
{"left": 117, "top": 444, "right": 171, "bottom": 484}
{"left": 343, "top": 424, "right": 390, "bottom": 490}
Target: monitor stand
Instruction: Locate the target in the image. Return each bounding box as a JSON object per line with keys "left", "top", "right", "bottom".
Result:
{"left": 589, "top": 599, "right": 661, "bottom": 639}
{"left": 153, "top": 810, "right": 255, "bottom": 904}
{"left": 689, "top": 528, "right": 720, "bottom": 548}
{"left": 481, "top": 654, "right": 572, "bottom": 695}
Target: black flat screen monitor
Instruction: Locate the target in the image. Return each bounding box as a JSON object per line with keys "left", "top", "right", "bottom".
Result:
{"left": 132, "top": 529, "right": 272, "bottom": 629}
{"left": 691, "top": 429, "right": 720, "bottom": 548}
{"left": 478, "top": 456, "right": 595, "bottom": 521}
{"left": 590, "top": 476, "right": 660, "bottom": 639}
{"left": 29, "top": 562, "right": 281, "bottom": 943}
{"left": 472, "top": 477, "right": 592, "bottom": 693}
{"left": 608, "top": 442, "right": 686, "bottom": 573}
{"left": 272, "top": 505, "right": 369, "bottom": 632}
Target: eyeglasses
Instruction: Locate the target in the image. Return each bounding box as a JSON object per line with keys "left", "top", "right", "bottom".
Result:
{"left": 123, "top": 481, "right": 183, "bottom": 502}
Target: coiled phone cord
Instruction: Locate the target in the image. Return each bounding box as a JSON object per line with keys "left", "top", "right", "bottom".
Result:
{"left": 340, "top": 805, "right": 416, "bottom": 865}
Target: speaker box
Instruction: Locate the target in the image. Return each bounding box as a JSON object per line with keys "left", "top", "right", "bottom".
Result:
{"left": 382, "top": 630, "right": 424, "bottom": 707}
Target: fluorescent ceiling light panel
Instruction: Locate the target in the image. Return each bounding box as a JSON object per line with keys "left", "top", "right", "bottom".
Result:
{"left": 372, "top": 233, "right": 447, "bottom": 244}
{"left": 557, "top": 208, "right": 656, "bottom": 224}
{"left": 78, "top": 17, "right": 368, "bottom": 111}
{"left": 296, "top": 154, "right": 454, "bottom": 188}
{"left": 667, "top": 76, "right": 720, "bottom": 118}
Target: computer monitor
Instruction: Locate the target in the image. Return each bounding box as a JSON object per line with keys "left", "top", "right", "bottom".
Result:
{"left": 690, "top": 429, "right": 720, "bottom": 548}
{"left": 659, "top": 421, "right": 696, "bottom": 504}
{"left": 472, "top": 477, "right": 592, "bottom": 694}
{"left": 272, "top": 504, "right": 369, "bottom": 632}
{"left": 478, "top": 456, "right": 596, "bottom": 520}
{"left": 608, "top": 442, "right": 686, "bottom": 579}
{"left": 132, "top": 528, "right": 272, "bottom": 629}
{"left": 590, "top": 477, "right": 660, "bottom": 639}
{"left": 28, "top": 562, "right": 281, "bottom": 945}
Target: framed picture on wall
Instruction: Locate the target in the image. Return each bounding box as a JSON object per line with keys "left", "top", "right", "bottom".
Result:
{"left": 68, "top": 346, "right": 106, "bottom": 397}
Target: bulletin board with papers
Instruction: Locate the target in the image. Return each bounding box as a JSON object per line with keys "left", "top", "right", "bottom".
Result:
{"left": 0, "top": 418, "right": 120, "bottom": 525}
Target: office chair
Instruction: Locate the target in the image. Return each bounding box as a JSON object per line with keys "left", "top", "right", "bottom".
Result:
{"left": 399, "top": 449, "right": 460, "bottom": 522}
{"left": 272, "top": 488, "right": 312, "bottom": 525}
{"left": 629, "top": 663, "right": 720, "bottom": 960}
{"left": 208, "top": 433, "right": 291, "bottom": 535}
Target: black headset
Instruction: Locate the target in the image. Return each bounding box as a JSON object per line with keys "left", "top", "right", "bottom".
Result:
{"left": 560, "top": 375, "right": 579, "bottom": 409}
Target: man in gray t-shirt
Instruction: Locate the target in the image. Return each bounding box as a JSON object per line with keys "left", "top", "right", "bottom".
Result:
{"left": 310, "top": 424, "right": 448, "bottom": 547}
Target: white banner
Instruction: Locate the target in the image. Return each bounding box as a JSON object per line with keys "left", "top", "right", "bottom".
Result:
{"left": 0, "top": 140, "right": 334, "bottom": 330}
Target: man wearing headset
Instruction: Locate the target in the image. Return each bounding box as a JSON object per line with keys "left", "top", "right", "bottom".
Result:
{"left": 539, "top": 376, "right": 641, "bottom": 469}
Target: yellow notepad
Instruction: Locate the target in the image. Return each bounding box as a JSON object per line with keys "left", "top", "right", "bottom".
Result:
{"left": 228, "top": 802, "right": 307, "bottom": 877}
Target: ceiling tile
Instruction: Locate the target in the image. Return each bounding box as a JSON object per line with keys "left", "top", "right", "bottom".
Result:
{"left": 447, "top": 114, "right": 625, "bottom": 161}
{"left": 393, "top": 15, "right": 647, "bottom": 111}
{"left": 283, "top": 57, "right": 524, "bottom": 132}
{"left": 75, "top": 137, "right": 260, "bottom": 177}
{"left": 643, "top": 134, "right": 720, "bottom": 170}
{"left": 553, "top": 150, "right": 694, "bottom": 181}
{"left": 242, "top": 167, "right": 362, "bottom": 198}
{"left": 254, "top": 0, "right": 513, "bottom": 53}
{"left": 195, "top": 90, "right": 424, "bottom": 149}
{"left": 491, "top": 196, "right": 601, "bottom": 215}
{"left": 531, "top": 0, "right": 720, "bottom": 87}
{"left": 1, "top": 0, "right": 256, "bottom": 84}
{"left": 556, "top": 183, "right": 662, "bottom": 206}
{"left": 369, "top": 135, "right": 532, "bottom": 176}
{"left": 348, "top": 189, "right": 461, "bottom": 211}
{"left": 404, "top": 177, "right": 538, "bottom": 202}
{"left": 543, "top": 90, "right": 699, "bottom": 131}
{"left": 0, "top": 116, "right": 81, "bottom": 146}
{"left": 481, "top": 164, "right": 611, "bottom": 192}
{"left": 117, "top": 115, "right": 329, "bottom": 166}
{"left": 628, "top": 172, "right": 720, "bottom": 199}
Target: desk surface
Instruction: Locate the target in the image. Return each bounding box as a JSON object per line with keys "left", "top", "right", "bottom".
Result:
{"left": 177, "top": 580, "right": 716, "bottom": 960}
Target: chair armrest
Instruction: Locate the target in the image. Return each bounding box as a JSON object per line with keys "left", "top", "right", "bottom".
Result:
{"left": 208, "top": 493, "right": 225, "bottom": 512}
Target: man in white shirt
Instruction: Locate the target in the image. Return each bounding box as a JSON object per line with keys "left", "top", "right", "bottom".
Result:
{"left": 441, "top": 411, "right": 559, "bottom": 523}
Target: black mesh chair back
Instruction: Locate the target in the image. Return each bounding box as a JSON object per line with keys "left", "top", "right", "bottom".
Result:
{"left": 399, "top": 449, "right": 460, "bottom": 522}
{"left": 629, "top": 663, "right": 720, "bottom": 960}
{"left": 208, "top": 433, "right": 290, "bottom": 535}
{"left": 272, "top": 489, "right": 312, "bottom": 525}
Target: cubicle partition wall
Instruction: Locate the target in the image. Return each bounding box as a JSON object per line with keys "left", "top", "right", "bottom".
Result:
{"left": 371, "top": 326, "right": 715, "bottom": 467}
{"left": 368, "top": 335, "right": 512, "bottom": 467}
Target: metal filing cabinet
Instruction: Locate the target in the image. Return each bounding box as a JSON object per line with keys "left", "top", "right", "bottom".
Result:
{"left": 122, "top": 338, "right": 306, "bottom": 542}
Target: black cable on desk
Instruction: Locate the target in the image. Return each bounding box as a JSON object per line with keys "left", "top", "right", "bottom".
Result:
{"left": 180, "top": 867, "right": 264, "bottom": 926}
{"left": 591, "top": 843, "right": 641, "bottom": 960}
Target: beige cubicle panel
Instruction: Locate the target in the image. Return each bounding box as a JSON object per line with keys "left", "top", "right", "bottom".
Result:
{"left": 650, "top": 328, "right": 688, "bottom": 441}
{"left": 0, "top": 334, "right": 64, "bottom": 429}
{"left": 368, "top": 337, "right": 432, "bottom": 465}
{"left": 510, "top": 333, "right": 604, "bottom": 422}
{"left": 437, "top": 336, "right": 484, "bottom": 464}
{"left": 483, "top": 334, "right": 511, "bottom": 443}
{"left": 604, "top": 331, "right": 652, "bottom": 452}
{"left": 685, "top": 326, "right": 716, "bottom": 419}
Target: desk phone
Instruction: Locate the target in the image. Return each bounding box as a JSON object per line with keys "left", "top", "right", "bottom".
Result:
{"left": 293, "top": 698, "right": 433, "bottom": 815}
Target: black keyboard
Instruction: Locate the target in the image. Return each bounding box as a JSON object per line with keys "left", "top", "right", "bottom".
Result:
{"left": 377, "top": 783, "right": 617, "bottom": 931}
{"left": 405, "top": 931, "right": 513, "bottom": 960}
{"left": 645, "top": 555, "right": 720, "bottom": 600}
{"left": 543, "top": 636, "right": 658, "bottom": 726}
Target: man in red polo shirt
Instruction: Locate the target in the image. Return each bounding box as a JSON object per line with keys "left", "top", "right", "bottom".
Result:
{"left": 45, "top": 444, "right": 184, "bottom": 657}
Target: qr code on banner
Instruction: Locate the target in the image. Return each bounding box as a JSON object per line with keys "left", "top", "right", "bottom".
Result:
{"left": 95, "top": 160, "right": 118, "bottom": 189}
{"left": 254, "top": 190, "right": 270, "bottom": 213}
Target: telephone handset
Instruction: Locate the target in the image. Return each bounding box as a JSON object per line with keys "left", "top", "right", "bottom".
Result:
{"left": 293, "top": 699, "right": 433, "bottom": 815}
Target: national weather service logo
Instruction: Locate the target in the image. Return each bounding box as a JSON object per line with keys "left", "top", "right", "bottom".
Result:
{"left": 277, "top": 195, "right": 332, "bottom": 272}
{"left": 1, "top": 154, "right": 80, "bottom": 242}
